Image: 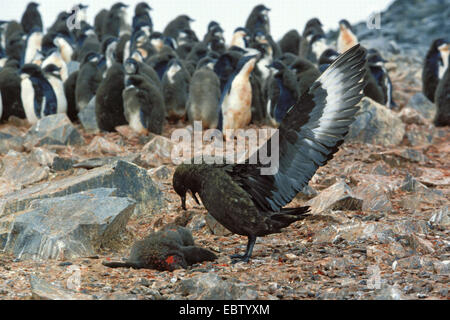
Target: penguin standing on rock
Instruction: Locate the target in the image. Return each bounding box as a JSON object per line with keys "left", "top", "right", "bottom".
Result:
{"left": 218, "top": 54, "right": 258, "bottom": 136}
{"left": 367, "top": 49, "right": 397, "bottom": 108}
{"left": 187, "top": 57, "right": 221, "bottom": 129}
{"left": 42, "top": 64, "right": 68, "bottom": 116}
{"left": 245, "top": 5, "right": 271, "bottom": 36}
{"left": 21, "top": 2, "right": 43, "bottom": 34}
{"left": 337, "top": 20, "right": 359, "bottom": 54}
{"left": 266, "top": 60, "right": 299, "bottom": 126}
{"left": 19, "top": 64, "right": 59, "bottom": 124}
{"left": 76, "top": 52, "right": 102, "bottom": 112}
{"left": 0, "top": 59, "right": 25, "bottom": 121}
{"left": 123, "top": 74, "right": 166, "bottom": 135}
{"left": 95, "top": 62, "right": 127, "bottom": 132}
{"left": 423, "top": 39, "right": 449, "bottom": 103}
{"left": 434, "top": 43, "right": 450, "bottom": 127}
{"left": 162, "top": 58, "right": 191, "bottom": 122}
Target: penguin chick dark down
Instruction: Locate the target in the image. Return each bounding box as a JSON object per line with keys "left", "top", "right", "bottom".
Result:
{"left": 76, "top": 52, "right": 102, "bottom": 112}
{"left": 173, "top": 45, "right": 367, "bottom": 263}
{"left": 187, "top": 58, "right": 221, "bottom": 129}
{"left": 123, "top": 74, "right": 165, "bottom": 135}
{"left": 102, "top": 225, "right": 217, "bottom": 271}
{"left": 21, "top": 2, "right": 43, "bottom": 34}
{"left": 96, "top": 62, "right": 128, "bottom": 132}
{"left": 162, "top": 59, "right": 190, "bottom": 122}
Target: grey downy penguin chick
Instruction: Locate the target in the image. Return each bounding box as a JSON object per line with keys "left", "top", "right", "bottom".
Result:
{"left": 162, "top": 58, "right": 191, "bottom": 122}
{"left": 187, "top": 57, "right": 221, "bottom": 129}
{"left": 122, "top": 74, "right": 165, "bottom": 135}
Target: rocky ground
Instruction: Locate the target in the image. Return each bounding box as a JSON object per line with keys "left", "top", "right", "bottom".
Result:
{"left": 0, "top": 49, "right": 449, "bottom": 300}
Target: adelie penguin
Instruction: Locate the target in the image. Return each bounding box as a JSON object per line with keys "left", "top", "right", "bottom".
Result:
{"left": 102, "top": 225, "right": 217, "bottom": 271}
{"left": 123, "top": 74, "right": 166, "bottom": 135}
{"left": 95, "top": 62, "right": 127, "bottom": 132}
{"left": 245, "top": 4, "right": 271, "bottom": 36}
{"left": 124, "top": 56, "right": 161, "bottom": 89}
{"left": 187, "top": 57, "right": 221, "bottom": 129}
{"left": 266, "top": 60, "right": 299, "bottom": 126}
{"left": 21, "top": 2, "right": 43, "bottom": 35}
{"left": 337, "top": 19, "right": 359, "bottom": 54}
{"left": 23, "top": 27, "right": 42, "bottom": 65}
{"left": 42, "top": 64, "right": 68, "bottom": 117}
{"left": 173, "top": 45, "right": 367, "bottom": 263}
{"left": 132, "top": 2, "right": 153, "bottom": 34}
{"left": 423, "top": 39, "right": 449, "bottom": 103}
{"left": 230, "top": 27, "right": 251, "bottom": 49}
{"left": 367, "top": 49, "right": 397, "bottom": 108}
{"left": 434, "top": 43, "right": 450, "bottom": 127}
{"left": 218, "top": 54, "right": 258, "bottom": 137}
{"left": 19, "top": 64, "right": 63, "bottom": 124}
{"left": 299, "top": 18, "right": 324, "bottom": 59}
{"left": 42, "top": 48, "right": 69, "bottom": 83}
{"left": 75, "top": 52, "right": 103, "bottom": 112}
{"left": 163, "top": 15, "right": 195, "bottom": 40}
{"left": 162, "top": 58, "right": 191, "bottom": 122}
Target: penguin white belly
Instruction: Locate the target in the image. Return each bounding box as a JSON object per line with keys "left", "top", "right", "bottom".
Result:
{"left": 48, "top": 77, "right": 68, "bottom": 114}
{"left": 123, "top": 40, "right": 131, "bottom": 63}
{"left": 59, "top": 40, "right": 74, "bottom": 63}
{"left": 312, "top": 39, "right": 328, "bottom": 60}
{"left": 24, "top": 33, "right": 43, "bottom": 64}
{"left": 222, "top": 76, "right": 252, "bottom": 132}
{"left": 128, "top": 109, "right": 146, "bottom": 133}
{"left": 439, "top": 50, "right": 449, "bottom": 79}
{"left": 257, "top": 56, "right": 272, "bottom": 84}
{"left": 0, "top": 58, "right": 7, "bottom": 68}
{"left": 21, "top": 78, "right": 39, "bottom": 124}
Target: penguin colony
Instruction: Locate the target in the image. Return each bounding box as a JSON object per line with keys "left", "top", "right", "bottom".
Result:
{"left": 3, "top": 2, "right": 443, "bottom": 133}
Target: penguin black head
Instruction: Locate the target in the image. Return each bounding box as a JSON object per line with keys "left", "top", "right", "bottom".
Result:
{"left": 83, "top": 51, "right": 101, "bottom": 64}
{"left": 179, "top": 15, "right": 195, "bottom": 23}
{"left": 254, "top": 4, "right": 271, "bottom": 15}
{"left": 339, "top": 19, "right": 354, "bottom": 32}
{"left": 20, "top": 63, "right": 43, "bottom": 78}
{"left": 42, "top": 63, "right": 62, "bottom": 79}
{"left": 78, "top": 4, "right": 89, "bottom": 10}
{"left": 135, "top": 2, "right": 152, "bottom": 15}
{"left": 101, "top": 36, "right": 119, "bottom": 54}
{"left": 26, "top": 2, "right": 40, "bottom": 9}
{"left": 268, "top": 60, "right": 286, "bottom": 72}
{"left": 196, "top": 56, "right": 217, "bottom": 70}
{"left": 111, "top": 2, "right": 129, "bottom": 11}
{"left": 305, "top": 18, "right": 323, "bottom": 29}
{"left": 208, "top": 21, "right": 222, "bottom": 32}
{"left": 236, "top": 54, "right": 258, "bottom": 70}
{"left": 253, "top": 29, "right": 268, "bottom": 43}
{"left": 319, "top": 48, "right": 340, "bottom": 65}
{"left": 430, "top": 38, "right": 448, "bottom": 52}
{"left": 310, "top": 33, "right": 325, "bottom": 45}
{"left": 367, "top": 49, "right": 387, "bottom": 66}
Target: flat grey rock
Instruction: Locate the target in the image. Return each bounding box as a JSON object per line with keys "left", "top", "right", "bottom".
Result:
{"left": 2, "top": 189, "right": 135, "bottom": 260}
{"left": 347, "top": 98, "right": 406, "bottom": 147}
{"left": 0, "top": 161, "right": 164, "bottom": 218}
{"left": 24, "top": 114, "right": 85, "bottom": 148}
